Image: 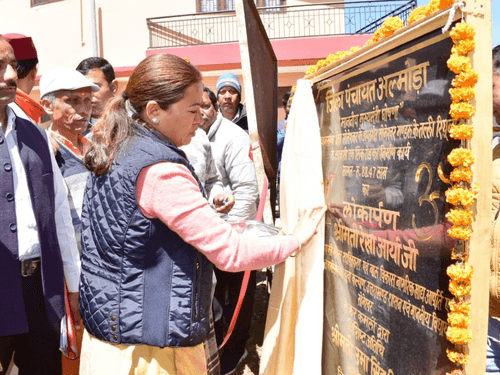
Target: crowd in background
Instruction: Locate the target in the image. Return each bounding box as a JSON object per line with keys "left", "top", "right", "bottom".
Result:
{"left": 0, "top": 32, "right": 325, "bottom": 375}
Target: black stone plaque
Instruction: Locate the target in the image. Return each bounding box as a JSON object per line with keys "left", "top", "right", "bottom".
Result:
{"left": 318, "top": 26, "right": 460, "bottom": 375}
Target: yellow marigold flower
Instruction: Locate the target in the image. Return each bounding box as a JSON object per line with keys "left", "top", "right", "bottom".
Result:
{"left": 449, "top": 299, "right": 471, "bottom": 313}
{"left": 449, "top": 124, "right": 474, "bottom": 140}
{"left": 447, "top": 148, "right": 475, "bottom": 167}
{"left": 372, "top": 29, "right": 384, "bottom": 43}
{"left": 446, "top": 208, "right": 473, "bottom": 226}
{"left": 364, "top": 39, "right": 375, "bottom": 46}
{"left": 446, "top": 349, "right": 469, "bottom": 365}
{"left": 335, "top": 50, "right": 349, "bottom": 60}
{"left": 447, "top": 263, "right": 474, "bottom": 282}
{"left": 427, "top": 0, "right": 440, "bottom": 13}
{"left": 305, "top": 65, "right": 317, "bottom": 75}
{"left": 447, "top": 54, "right": 471, "bottom": 74}
{"left": 446, "top": 326, "right": 472, "bottom": 344}
{"left": 407, "top": 5, "right": 429, "bottom": 24}
{"left": 450, "top": 23, "right": 475, "bottom": 43}
{"left": 448, "top": 225, "right": 472, "bottom": 241}
{"left": 445, "top": 187, "right": 476, "bottom": 207}
{"left": 452, "top": 39, "right": 476, "bottom": 56}
{"left": 349, "top": 46, "right": 360, "bottom": 54}
{"left": 450, "top": 166, "right": 473, "bottom": 183}
{"left": 439, "top": 0, "right": 457, "bottom": 9}
{"left": 380, "top": 17, "right": 404, "bottom": 36}
{"left": 452, "top": 69, "right": 479, "bottom": 88}
{"left": 316, "top": 59, "right": 330, "bottom": 70}
{"left": 449, "top": 87, "right": 475, "bottom": 102}
{"left": 450, "top": 102, "right": 476, "bottom": 120}
{"left": 325, "top": 54, "right": 338, "bottom": 63}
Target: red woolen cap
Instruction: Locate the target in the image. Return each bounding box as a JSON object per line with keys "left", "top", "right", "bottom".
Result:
{"left": 2, "top": 33, "right": 38, "bottom": 60}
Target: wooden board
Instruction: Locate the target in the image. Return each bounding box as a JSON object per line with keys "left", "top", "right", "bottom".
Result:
{"left": 235, "top": 0, "right": 278, "bottom": 223}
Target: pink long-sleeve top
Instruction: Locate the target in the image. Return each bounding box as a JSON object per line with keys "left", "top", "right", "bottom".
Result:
{"left": 136, "top": 162, "right": 299, "bottom": 272}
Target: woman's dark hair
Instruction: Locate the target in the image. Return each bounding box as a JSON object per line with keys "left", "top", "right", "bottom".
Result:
{"left": 84, "top": 54, "right": 202, "bottom": 175}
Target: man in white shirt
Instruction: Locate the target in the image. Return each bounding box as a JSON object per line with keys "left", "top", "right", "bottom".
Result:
{"left": 0, "top": 36, "right": 81, "bottom": 375}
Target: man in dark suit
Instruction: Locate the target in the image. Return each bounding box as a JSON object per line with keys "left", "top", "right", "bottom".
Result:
{"left": 0, "top": 36, "right": 81, "bottom": 375}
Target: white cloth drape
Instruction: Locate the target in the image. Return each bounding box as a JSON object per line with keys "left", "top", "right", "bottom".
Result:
{"left": 260, "top": 79, "right": 325, "bottom": 375}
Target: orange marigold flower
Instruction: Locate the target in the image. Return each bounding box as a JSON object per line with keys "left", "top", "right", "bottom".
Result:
{"left": 445, "top": 187, "right": 476, "bottom": 207}
{"left": 448, "top": 312, "right": 471, "bottom": 328}
{"left": 450, "top": 166, "right": 473, "bottom": 183}
{"left": 439, "top": 0, "right": 457, "bottom": 9}
{"left": 408, "top": 5, "right": 429, "bottom": 24}
{"left": 449, "top": 124, "right": 474, "bottom": 140}
{"left": 450, "top": 102, "right": 476, "bottom": 120}
{"left": 449, "top": 299, "right": 471, "bottom": 313}
{"left": 447, "top": 54, "right": 471, "bottom": 74}
{"left": 452, "top": 69, "right": 479, "bottom": 88}
{"left": 446, "top": 349, "right": 469, "bottom": 365}
{"left": 452, "top": 39, "right": 476, "bottom": 55}
{"left": 448, "top": 225, "right": 472, "bottom": 241}
{"left": 447, "top": 148, "right": 475, "bottom": 167}
{"left": 446, "top": 326, "right": 472, "bottom": 344}
{"left": 450, "top": 23, "right": 475, "bottom": 43}
{"left": 449, "top": 87, "right": 475, "bottom": 102}
{"left": 446, "top": 208, "right": 473, "bottom": 225}
{"left": 447, "top": 263, "right": 474, "bottom": 281}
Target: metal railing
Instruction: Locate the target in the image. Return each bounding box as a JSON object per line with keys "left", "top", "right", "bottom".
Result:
{"left": 147, "top": 0, "right": 417, "bottom": 49}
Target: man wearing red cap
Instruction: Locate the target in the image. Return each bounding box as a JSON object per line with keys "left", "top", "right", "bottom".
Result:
{"left": 2, "top": 33, "right": 45, "bottom": 124}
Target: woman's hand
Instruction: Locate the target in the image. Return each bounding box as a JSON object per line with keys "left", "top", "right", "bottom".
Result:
{"left": 292, "top": 206, "right": 327, "bottom": 248}
{"left": 213, "top": 194, "right": 235, "bottom": 214}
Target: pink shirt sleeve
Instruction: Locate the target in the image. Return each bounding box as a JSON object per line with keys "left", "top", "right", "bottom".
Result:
{"left": 136, "top": 162, "right": 299, "bottom": 272}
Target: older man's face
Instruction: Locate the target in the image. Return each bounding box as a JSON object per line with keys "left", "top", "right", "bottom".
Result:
{"left": 51, "top": 88, "right": 92, "bottom": 135}
{"left": 0, "top": 39, "right": 18, "bottom": 109}
{"left": 200, "top": 91, "right": 218, "bottom": 133}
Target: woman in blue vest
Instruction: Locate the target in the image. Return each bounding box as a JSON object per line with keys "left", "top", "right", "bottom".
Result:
{"left": 78, "top": 53, "right": 325, "bottom": 375}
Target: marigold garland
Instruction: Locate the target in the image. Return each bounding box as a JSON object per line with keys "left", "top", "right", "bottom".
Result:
{"left": 446, "top": 326, "right": 473, "bottom": 345}
{"left": 447, "top": 148, "right": 475, "bottom": 167}
{"left": 447, "top": 55, "right": 471, "bottom": 74}
{"left": 450, "top": 167, "right": 473, "bottom": 183}
{"left": 449, "top": 300, "right": 471, "bottom": 314}
{"left": 450, "top": 102, "right": 476, "bottom": 120}
{"left": 446, "top": 208, "right": 473, "bottom": 226}
{"left": 446, "top": 349, "right": 469, "bottom": 365}
{"left": 449, "top": 124, "right": 474, "bottom": 140}
{"left": 447, "top": 226, "right": 472, "bottom": 241}
{"left": 449, "top": 87, "right": 475, "bottom": 103}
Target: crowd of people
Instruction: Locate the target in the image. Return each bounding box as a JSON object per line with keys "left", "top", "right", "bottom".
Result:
{"left": 0, "top": 33, "right": 325, "bottom": 375}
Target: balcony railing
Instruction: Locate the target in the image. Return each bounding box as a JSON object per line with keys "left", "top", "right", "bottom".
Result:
{"left": 147, "top": 0, "right": 417, "bottom": 49}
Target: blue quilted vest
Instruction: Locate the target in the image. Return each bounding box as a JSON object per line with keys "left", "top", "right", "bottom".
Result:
{"left": 79, "top": 128, "right": 213, "bottom": 347}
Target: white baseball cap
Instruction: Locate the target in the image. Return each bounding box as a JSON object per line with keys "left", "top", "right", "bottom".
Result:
{"left": 40, "top": 68, "right": 100, "bottom": 98}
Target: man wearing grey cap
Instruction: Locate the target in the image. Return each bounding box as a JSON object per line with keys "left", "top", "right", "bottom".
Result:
{"left": 0, "top": 37, "right": 81, "bottom": 375}
{"left": 40, "top": 68, "right": 99, "bottom": 257}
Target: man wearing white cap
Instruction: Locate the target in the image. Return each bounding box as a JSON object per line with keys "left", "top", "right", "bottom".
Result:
{"left": 40, "top": 68, "right": 99, "bottom": 257}
{"left": 0, "top": 37, "right": 81, "bottom": 375}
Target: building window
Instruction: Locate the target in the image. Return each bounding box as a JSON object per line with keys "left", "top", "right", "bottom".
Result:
{"left": 31, "top": 0, "right": 64, "bottom": 6}
{"left": 198, "top": 0, "right": 285, "bottom": 12}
